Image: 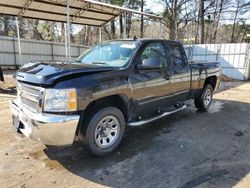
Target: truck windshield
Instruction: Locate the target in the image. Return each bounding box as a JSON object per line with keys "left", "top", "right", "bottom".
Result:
{"left": 75, "top": 41, "right": 138, "bottom": 67}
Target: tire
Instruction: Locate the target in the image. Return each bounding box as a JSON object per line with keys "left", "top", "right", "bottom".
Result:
{"left": 194, "top": 84, "right": 213, "bottom": 111}
{"left": 84, "top": 107, "right": 125, "bottom": 156}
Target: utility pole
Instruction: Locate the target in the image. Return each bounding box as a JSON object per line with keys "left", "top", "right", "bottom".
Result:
{"left": 199, "top": 0, "right": 205, "bottom": 44}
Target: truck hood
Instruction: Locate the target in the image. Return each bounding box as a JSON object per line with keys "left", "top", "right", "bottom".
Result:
{"left": 16, "top": 62, "right": 116, "bottom": 86}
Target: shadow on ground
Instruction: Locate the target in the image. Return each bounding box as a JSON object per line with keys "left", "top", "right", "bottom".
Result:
{"left": 44, "top": 98, "right": 250, "bottom": 188}
{"left": 0, "top": 87, "right": 16, "bottom": 95}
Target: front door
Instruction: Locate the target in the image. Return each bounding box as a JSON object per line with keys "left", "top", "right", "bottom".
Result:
{"left": 131, "top": 41, "right": 174, "bottom": 117}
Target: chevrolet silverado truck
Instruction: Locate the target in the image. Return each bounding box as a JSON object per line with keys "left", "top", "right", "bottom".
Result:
{"left": 10, "top": 39, "right": 221, "bottom": 156}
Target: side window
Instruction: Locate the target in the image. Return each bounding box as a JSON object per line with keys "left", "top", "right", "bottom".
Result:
{"left": 170, "top": 45, "right": 184, "bottom": 66}
{"left": 139, "top": 42, "right": 168, "bottom": 67}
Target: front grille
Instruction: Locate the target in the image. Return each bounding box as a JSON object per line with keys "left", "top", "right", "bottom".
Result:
{"left": 17, "top": 82, "right": 43, "bottom": 113}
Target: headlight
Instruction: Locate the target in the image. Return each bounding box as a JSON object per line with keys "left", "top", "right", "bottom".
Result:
{"left": 43, "top": 88, "right": 77, "bottom": 112}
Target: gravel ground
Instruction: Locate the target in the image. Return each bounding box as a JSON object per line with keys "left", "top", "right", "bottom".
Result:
{"left": 1, "top": 75, "right": 250, "bottom": 188}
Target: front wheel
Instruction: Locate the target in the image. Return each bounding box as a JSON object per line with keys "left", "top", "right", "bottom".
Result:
{"left": 84, "top": 107, "right": 125, "bottom": 156}
{"left": 194, "top": 84, "right": 213, "bottom": 111}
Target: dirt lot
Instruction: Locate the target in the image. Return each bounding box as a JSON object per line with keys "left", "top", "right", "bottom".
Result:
{"left": 1, "top": 74, "right": 250, "bottom": 188}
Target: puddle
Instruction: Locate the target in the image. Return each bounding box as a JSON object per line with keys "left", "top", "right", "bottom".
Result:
{"left": 29, "top": 150, "right": 44, "bottom": 159}
{"left": 43, "top": 158, "right": 65, "bottom": 170}
{"left": 29, "top": 150, "right": 64, "bottom": 170}
{"left": 208, "top": 101, "right": 224, "bottom": 113}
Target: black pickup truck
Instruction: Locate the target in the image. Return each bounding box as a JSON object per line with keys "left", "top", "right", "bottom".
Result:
{"left": 10, "top": 39, "right": 221, "bottom": 156}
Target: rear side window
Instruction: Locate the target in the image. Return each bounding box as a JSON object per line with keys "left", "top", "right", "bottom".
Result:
{"left": 169, "top": 45, "right": 184, "bottom": 66}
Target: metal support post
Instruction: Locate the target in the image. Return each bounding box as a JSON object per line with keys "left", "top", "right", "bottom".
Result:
{"left": 16, "top": 17, "right": 23, "bottom": 67}
{"left": 12, "top": 36, "right": 17, "bottom": 68}
{"left": 66, "top": 0, "right": 71, "bottom": 62}
{"left": 64, "top": 23, "right": 68, "bottom": 60}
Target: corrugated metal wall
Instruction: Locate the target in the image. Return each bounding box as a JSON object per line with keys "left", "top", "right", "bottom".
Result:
{"left": 0, "top": 36, "right": 89, "bottom": 66}
{"left": 184, "top": 43, "right": 250, "bottom": 80}
{"left": 0, "top": 37, "right": 249, "bottom": 80}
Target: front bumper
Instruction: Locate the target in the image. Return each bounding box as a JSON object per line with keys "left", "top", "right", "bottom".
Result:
{"left": 10, "top": 99, "right": 80, "bottom": 146}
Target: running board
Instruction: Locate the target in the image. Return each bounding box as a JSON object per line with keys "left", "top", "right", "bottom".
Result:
{"left": 127, "top": 105, "right": 187, "bottom": 127}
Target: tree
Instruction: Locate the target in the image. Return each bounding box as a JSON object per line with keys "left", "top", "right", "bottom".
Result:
{"left": 110, "top": 0, "right": 121, "bottom": 38}
{"left": 31, "top": 20, "right": 44, "bottom": 40}
{"left": 230, "top": 0, "right": 250, "bottom": 42}
{"left": 0, "top": 16, "right": 26, "bottom": 38}
{"left": 60, "top": 23, "right": 65, "bottom": 42}
{"left": 125, "top": 0, "right": 141, "bottom": 38}
{"left": 209, "top": 0, "right": 225, "bottom": 43}
{"left": 100, "top": 0, "right": 125, "bottom": 39}
{"left": 199, "top": 0, "right": 205, "bottom": 43}
{"left": 140, "top": 0, "right": 144, "bottom": 38}
{"left": 162, "top": 0, "right": 194, "bottom": 40}
{"left": 119, "top": 15, "right": 123, "bottom": 38}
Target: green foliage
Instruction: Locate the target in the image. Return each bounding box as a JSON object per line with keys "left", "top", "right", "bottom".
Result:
{"left": 36, "top": 21, "right": 53, "bottom": 41}
{"left": 110, "top": 0, "right": 124, "bottom": 6}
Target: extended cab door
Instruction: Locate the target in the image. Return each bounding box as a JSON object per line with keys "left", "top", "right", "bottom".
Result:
{"left": 165, "top": 42, "right": 191, "bottom": 103}
{"left": 131, "top": 41, "right": 175, "bottom": 116}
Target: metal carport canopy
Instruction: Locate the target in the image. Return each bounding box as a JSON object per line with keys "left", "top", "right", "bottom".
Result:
{"left": 0, "top": 0, "right": 162, "bottom": 64}
{"left": 0, "top": 0, "right": 161, "bottom": 26}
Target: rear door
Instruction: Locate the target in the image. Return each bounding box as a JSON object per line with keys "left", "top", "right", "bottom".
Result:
{"left": 165, "top": 42, "right": 191, "bottom": 103}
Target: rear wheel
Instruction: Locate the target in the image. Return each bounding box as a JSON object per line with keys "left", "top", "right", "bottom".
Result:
{"left": 194, "top": 84, "right": 213, "bottom": 111}
{"left": 83, "top": 107, "right": 125, "bottom": 156}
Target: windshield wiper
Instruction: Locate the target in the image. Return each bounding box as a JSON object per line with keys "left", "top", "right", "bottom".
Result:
{"left": 74, "top": 59, "right": 81, "bottom": 63}
{"left": 73, "top": 60, "right": 107, "bottom": 65}
{"left": 91, "top": 61, "right": 107, "bottom": 65}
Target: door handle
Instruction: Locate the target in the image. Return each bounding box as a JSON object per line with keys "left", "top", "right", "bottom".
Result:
{"left": 163, "top": 76, "right": 170, "bottom": 80}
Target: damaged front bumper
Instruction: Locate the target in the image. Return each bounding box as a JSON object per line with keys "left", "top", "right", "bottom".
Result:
{"left": 10, "top": 99, "right": 80, "bottom": 146}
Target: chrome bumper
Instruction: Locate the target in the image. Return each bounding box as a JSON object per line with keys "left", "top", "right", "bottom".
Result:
{"left": 10, "top": 99, "right": 80, "bottom": 146}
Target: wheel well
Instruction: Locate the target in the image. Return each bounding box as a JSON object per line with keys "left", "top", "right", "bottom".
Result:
{"left": 84, "top": 95, "right": 129, "bottom": 122}
{"left": 204, "top": 76, "right": 217, "bottom": 90}
{"left": 77, "top": 95, "right": 129, "bottom": 144}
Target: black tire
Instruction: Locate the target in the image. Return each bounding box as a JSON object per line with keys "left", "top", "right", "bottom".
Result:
{"left": 194, "top": 84, "right": 213, "bottom": 111}
{"left": 84, "top": 107, "right": 125, "bottom": 156}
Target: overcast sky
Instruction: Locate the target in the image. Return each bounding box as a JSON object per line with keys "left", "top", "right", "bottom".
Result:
{"left": 72, "top": 0, "right": 249, "bottom": 34}
{"left": 146, "top": 0, "right": 250, "bottom": 24}
{"left": 146, "top": 0, "right": 164, "bottom": 13}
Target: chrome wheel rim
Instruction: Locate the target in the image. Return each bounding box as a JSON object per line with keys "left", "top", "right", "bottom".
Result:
{"left": 204, "top": 89, "right": 212, "bottom": 106}
{"left": 94, "top": 115, "right": 120, "bottom": 149}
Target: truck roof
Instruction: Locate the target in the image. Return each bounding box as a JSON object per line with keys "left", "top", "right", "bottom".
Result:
{"left": 108, "top": 38, "right": 182, "bottom": 45}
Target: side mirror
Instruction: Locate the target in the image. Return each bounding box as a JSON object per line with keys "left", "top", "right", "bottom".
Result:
{"left": 138, "top": 58, "right": 161, "bottom": 70}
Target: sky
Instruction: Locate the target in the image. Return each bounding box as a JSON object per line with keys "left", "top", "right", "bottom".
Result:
{"left": 146, "top": 0, "right": 249, "bottom": 24}
{"left": 72, "top": 0, "right": 249, "bottom": 34}
{"left": 72, "top": 0, "right": 164, "bottom": 34}
{"left": 145, "top": 0, "right": 164, "bottom": 13}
